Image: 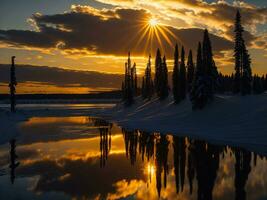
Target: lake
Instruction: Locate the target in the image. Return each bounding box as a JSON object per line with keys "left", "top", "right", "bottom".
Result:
{"left": 0, "top": 113, "right": 266, "bottom": 199}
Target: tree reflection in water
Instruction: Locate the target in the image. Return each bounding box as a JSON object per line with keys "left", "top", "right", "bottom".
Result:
{"left": 173, "top": 136, "right": 186, "bottom": 194}
{"left": 113, "top": 127, "right": 258, "bottom": 199}
{"left": 234, "top": 148, "right": 251, "bottom": 200}
{"left": 2, "top": 118, "right": 265, "bottom": 200}
{"left": 93, "top": 118, "right": 113, "bottom": 168}
{"left": 190, "top": 140, "right": 222, "bottom": 200}
{"left": 9, "top": 139, "right": 20, "bottom": 184}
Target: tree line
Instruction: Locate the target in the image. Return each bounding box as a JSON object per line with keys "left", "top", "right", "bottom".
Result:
{"left": 122, "top": 11, "right": 267, "bottom": 108}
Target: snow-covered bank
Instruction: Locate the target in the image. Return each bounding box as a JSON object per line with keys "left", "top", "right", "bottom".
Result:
{"left": 0, "top": 109, "right": 27, "bottom": 144}
{"left": 0, "top": 103, "right": 113, "bottom": 145}
{"left": 103, "top": 94, "right": 267, "bottom": 154}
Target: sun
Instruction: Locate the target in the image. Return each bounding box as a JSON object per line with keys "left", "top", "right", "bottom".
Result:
{"left": 148, "top": 18, "right": 158, "bottom": 27}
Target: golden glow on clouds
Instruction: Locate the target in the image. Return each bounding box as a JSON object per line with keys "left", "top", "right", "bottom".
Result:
{"left": 148, "top": 18, "right": 158, "bottom": 27}
{"left": 0, "top": 0, "right": 266, "bottom": 95}
{"left": 0, "top": 82, "right": 114, "bottom": 94}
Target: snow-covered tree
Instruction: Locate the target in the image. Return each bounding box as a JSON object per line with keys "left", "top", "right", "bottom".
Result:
{"left": 159, "top": 56, "right": 169, "bottom": 100}
{"left": 172, "top": 44, "right": 181, "bottom": 103}
{"left": 180, "top": 46, "right": 187, "bottom": 100}
{"left": 155, "top": 48, "right": 162, "bottom": 95}
{"left": 142, "top": 55, "right": 154, "bottom": 99}
{"left": 187, "top": 50, "right": 194, "bottom": 93}
{"left": 190, "top": 42, "right": 208, "bottom": 110}
{"left": 202, "top": 29, "right": 218, "bottom": 99}
{"left": 233, "top": 10, "right": 252, "bottom": 95}
{"left": 122, "top": 52, "right": 136, "bottom": 106}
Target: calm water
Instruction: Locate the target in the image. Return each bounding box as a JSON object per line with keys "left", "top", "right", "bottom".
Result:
{"left": 0, "top": 103, "right": 115, "bottom": 109}
{"left": 0, "top": 116, "right": 267, "bottom": 200}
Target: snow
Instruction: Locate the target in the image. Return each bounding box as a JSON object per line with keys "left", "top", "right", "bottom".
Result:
{"left": 0, "top": 103, "right": 110, "bottom": 144}
{"left": 103, "top": 93, "right": 267, "bottom": 155}
{"left": 1, "top": 94, "right": 267, "bottom": 155}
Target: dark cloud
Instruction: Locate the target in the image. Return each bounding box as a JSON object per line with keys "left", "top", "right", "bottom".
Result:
{"left": 196, "top": 2, "right": 267, "bottom": 26}
{"left": 0, "top": 7, "right": 233, "bottom": 58}
{"left": 0, "top": 64, "right": 123, "bottom": 89}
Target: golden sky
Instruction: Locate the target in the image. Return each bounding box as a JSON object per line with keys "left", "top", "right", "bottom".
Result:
{"left": 0, "top": 0, "right": 266, "bottom": 93}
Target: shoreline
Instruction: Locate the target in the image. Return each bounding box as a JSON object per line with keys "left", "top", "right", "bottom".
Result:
{"left": 101, "top": 93, "right": 267, "bottom": 155}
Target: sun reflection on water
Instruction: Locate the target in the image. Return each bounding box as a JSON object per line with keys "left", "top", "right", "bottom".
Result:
{"left": 0, "top": 116, "right": 266, "bottom": 200}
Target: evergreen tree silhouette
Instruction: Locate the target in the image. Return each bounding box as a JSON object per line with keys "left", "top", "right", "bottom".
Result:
{"left": 155, "top": 48, "right": 162, "bottom": 95}
{"left": 122, "top": 52, "right": 136, "bottom": 106}
{"left": 9, "top": 56, "right": 17, "bottom": 113}
{"left": 172, "top": 44, "right": 181, "bottom": 103}
{"left": 202, "top": 29, "right": 218, "bottom": 99}
{"left": 190, "top": 42, "right": 207, "bottom": 110}
{"left": 190, "top": 29, "right": 217, "bottom": 110}
{"left": 143, "top": 55, "right": 154, "bottom": 99}
{"left": 131, "top": 63, "right": 137, "bottom": 96}
{"left": 180, "top": 46, "right": 187, "bottom": 100}
{"left": 241, "top": 44, "right": 252, "bottom": 95}
{"left": 234, "top": 10, "right": 252, "bottom": 95}
{"left": 159, "top": 56, "right": 169, "bottom": 100}
{"left": 187, "top": 50, "right": 194, "bottom": 93}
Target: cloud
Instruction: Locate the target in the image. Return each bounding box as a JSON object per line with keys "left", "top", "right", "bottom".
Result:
{"left": 0, "top": 6, "right": 233, "bottom": 58}
{"left": 0, "top": 64, "right": 124, "bottom": 89}
{"left": 95, "top": 0, "right": 267, "bottom": 45}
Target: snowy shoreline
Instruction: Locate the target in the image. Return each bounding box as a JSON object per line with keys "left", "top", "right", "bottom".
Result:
{"left": 1, "top": 94, "right": 267, "bottom": 155}
{"left": 102, "top": 93, "right": 267, "bottom": 155}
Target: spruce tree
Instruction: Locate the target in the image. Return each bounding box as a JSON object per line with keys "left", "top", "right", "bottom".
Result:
{"left": 234, "top": 10, "right": 252, "bottom": 95}
{"left": 190, "top": 43, "right": 207, "bottom": 110}
{"left": 187, "top": 49, "right": 194, "bottom": 92}
{"left": 144, "top": 55, "right": 153, "bottom": 100}
{"left": 180, "top": 46, "right": 186, "bottom": 100}
{"left": 131, "top": 63, "right": 137, "bottom": 96}
{"left": 172, "top": 44, "right": 181, "bottom": 103}
{"left": 202, "top": 29, "right": 218, "bottom": 99}
{"left": 234, "top": 10, "right": 243, "bottom": 94}
{"left": 240, "top": 44, "right": 252, "bottom": 95}
{"left": 122, "top": 52, "right": 134, "bottom": 106}
{"left": 9, "top": 56, "right": 17, "bottom": 113}
{"left": 155, "top": 48, "right": 162, "bottom": 95}
{"left": 159, "top": 56, "right": 169, "bottom": 100}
